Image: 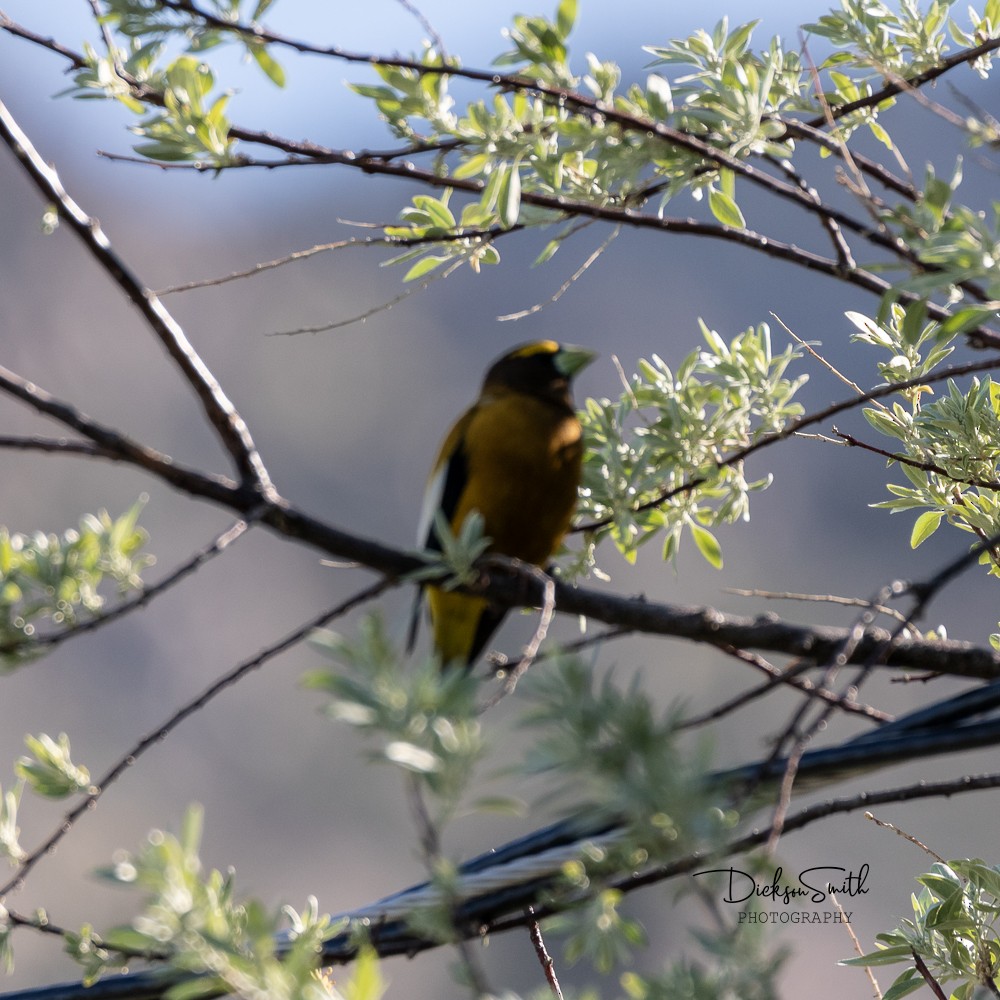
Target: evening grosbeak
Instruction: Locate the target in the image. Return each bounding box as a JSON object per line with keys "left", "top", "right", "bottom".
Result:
{"left": 412, "top": 340, "right": 596, "bottom": 667}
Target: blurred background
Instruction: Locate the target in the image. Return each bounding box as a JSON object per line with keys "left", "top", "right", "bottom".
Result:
{"left": 1, "top": 2, "right": 998, "bottom": 997}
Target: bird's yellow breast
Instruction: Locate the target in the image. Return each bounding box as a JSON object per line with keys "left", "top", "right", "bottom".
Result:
{"left": 451, "top": 388, "right": 583, "bottom": 564}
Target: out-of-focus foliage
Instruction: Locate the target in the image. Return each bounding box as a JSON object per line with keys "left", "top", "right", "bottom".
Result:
{"left": 0, "top": 499, "right": 152, "bottom": 668}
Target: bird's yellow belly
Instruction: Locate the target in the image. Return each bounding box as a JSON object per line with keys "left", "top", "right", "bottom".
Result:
{"left": 459, "top": 401, "right": 583, "bottom": 565}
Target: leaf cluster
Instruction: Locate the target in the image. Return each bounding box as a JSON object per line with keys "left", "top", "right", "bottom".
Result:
{"left": 845, "top": 860, "right": 1000, "bottom": 1000}
{"left": 619, "top": 920, "right": 789, "bottom": 1000}
{"left": 575, "top": 321, "right": 805, "bottom": 571}
{"left": 851, "top": 304, "right": 1000, "bottom": 631}
{"left": 808, "top": 0, "right": 998, "bottom": 81}
{"left": 519, "top": 658, "right": 733, "bottom": 865}
{"left": 304, "top": 616, "right": 485, "bottom": 821}
{"left": 0, "top": 499, "right": 152, "bottom": 668}
{"left": 78, "top": 805, "right": 338, "bottom": 999}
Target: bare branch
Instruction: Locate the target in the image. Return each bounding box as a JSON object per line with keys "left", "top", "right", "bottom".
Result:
{"left": 143, "top": 0, "right": 998, "bottom": 284}
{"left": 271, "top": 258, "right": 464, "bottom": 336}
{"left": 497, "top": 224, "right": 619, "bottom": 322}
{"left": 0, "top": 435, "right": 119, "bottom": 459}
{"left": 0, "top": 355, "right": 994, "bottom": 677}
{"left": 527, "top": 909, "right": 564, "bottom": 1000}
{"left": 911, "top": 951, "right": 950, "bottom": 1000}
{"left": 477, "top": 562, "right": 557, "bottom": 711}
{"left": 359, "top": 770, "right": 1000, "bottom": 965}
{"left": 0, "top": 11, "right": 88, "bottom": 68}
{"left": 154, "top": 227, "right": 514, "bottom": 296}
{"left": 866, "top": 811, "right": 946, "bottom": 864}
{"left": 677, "top": 646, "right": 892, "bottom": 728}
{"left": 726, "top": 588, "right": 911, "bottom": 626}
{"left": 0, "top": 362, "right": 242, "bottom": 504}
{"left": 393, "top": 0, "right": 447, "bottom": 59}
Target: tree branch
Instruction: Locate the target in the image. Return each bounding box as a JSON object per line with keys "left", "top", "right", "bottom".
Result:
{"left": 6, "top": 14, "right": 998, "bottom": 344}
{"left": 0, "top": 353, "right": 995, "bottom": 678}
{"left": 803, "top": 34, "right": 1000, "bottom": 129}
{"left": 0, "top": 95, "right": 272, "bottom": 493}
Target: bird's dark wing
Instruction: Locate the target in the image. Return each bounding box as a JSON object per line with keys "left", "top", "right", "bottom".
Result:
{"left": 407, "top": 408, "right": 475, "bottom": 653}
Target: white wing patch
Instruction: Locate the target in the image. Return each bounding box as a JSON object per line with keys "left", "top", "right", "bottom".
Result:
{"left": 408, "top": 456, "right": 449, "bottom": 652}
{"left": 417, "top": 460, "right": 448, "bottom": 550}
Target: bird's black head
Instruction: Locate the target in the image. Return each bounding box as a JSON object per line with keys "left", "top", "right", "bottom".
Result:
{"left": 482, "top": 340, "right": 596, "bottom": 407}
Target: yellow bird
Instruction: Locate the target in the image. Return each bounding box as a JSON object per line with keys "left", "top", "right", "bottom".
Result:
{"left": 413, "top": 340, "right": 596, "bottom": 667}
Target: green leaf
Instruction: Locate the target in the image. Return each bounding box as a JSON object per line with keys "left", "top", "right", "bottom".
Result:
{"left": 413, "top": 193, "right": 456, "bottom": 230}
{"left": 708, "top": 187, "right": 746, "bottom": 228}
{"left": 403, "top": 255, "right": 447, "bottom": 282}
{"left": 841, "top": 943, "right": 916, "bottom": 966}
{"left": 164, "top": 978, "right": 227, "bottom": 1000}
{"left": 868, "top": 121, "right": 893, "bottom": 149}
{"left": 881, "top": 971, "right": 925, "bottom": 1000}
{"left": 248, "top": 43, "right": 286, "bottom": 87}
{"left": 690, "top": 524, "right": 723, "bottom": 568}
{"left": 499, "top": 164, "right": 522, "bottom": 228}
{"left": 342, "top": 945, "right": 386, "bottom": 1000}
{"left": 556, "top": 0, "right": 577, "bottom": 38}
{"left": 534, "top": 239, "right": 561, "bottom": 266}
{"left": 939, "top": 305, "right": 1000, "bottom": 337}
{"left": 469, "top": 795, "right": 527, "bottom": 815}
{"left": 910, "top": 510, "right": 944, "bottom": 548}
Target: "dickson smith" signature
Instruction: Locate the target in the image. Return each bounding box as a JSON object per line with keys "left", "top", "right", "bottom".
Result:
{"left": 693, "top": 864, "right": 870, "bottom": 905}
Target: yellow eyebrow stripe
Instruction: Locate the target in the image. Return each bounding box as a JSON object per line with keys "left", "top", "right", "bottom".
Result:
{"left": 509, "top": 340, "right": 559, "bottom": 359}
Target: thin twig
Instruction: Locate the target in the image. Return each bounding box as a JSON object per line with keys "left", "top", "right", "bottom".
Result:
{"left": 834, "top": 428, "right": 1000, "bottom": 491}
{"left": 7, "top": 9, "right": 1000, "bottom": 342}
{"left": 799, "top": 31, "right": 883, "bottom": 235}
{"left": 145, "top": 0, "right": 986, "bottom": 277}
{"left": 527, "top": 908, "right": 563, "bottom": 1000}
{"left": 766, "top": 742, "right": 806, "bottom": 852}
{"left": 0, "top": 435, "right": 119, "bottom": 459}
{"left": 725, "top": 588, "right": 912, "bottom": 626}
{"left": 756, "top": 576, "right": 903, "bottom": 847}
{"left": 677, "top": 646, "right": 892, "bottom": 728}
{"left": 780, "top": 116, "right": 918, "bottom": 201}
{"left": 865, "top": 811, "right": 946, "bottom": 864}
{"left": 497, "top": 225, "right": 619, "bottom": 322}
{"left": 394, "top": 0, "right": 446, "bottom": 58}
{"left": 478, "top": 562, "right": 557, "bottom": 711}
{"left": 84, "top": 0, "right": 124, "bottom": 77}
{"left": 403, "top": 773, "right": 493, "bottom": 996}
{"left": 155, "top": 228, "right": 512, "bottom": 296}
{"left": 803, "top": 34, "right": 1000, "bottom": 128}
{"left": 767, "top": 149, "right": 857, "bottom": 270}
{"left": 271, "top": 258, "right": 464, "bottom": 336}
{"left": 829, "top": 890, "right": 884, "bottom": 1000}
{"left": 770, "top": 312, "right": 877, "bottom": 406}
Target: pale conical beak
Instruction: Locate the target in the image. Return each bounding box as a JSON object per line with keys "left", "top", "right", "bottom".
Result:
{"left": 555, "top": 344, "right": 597, "bottom": 379}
